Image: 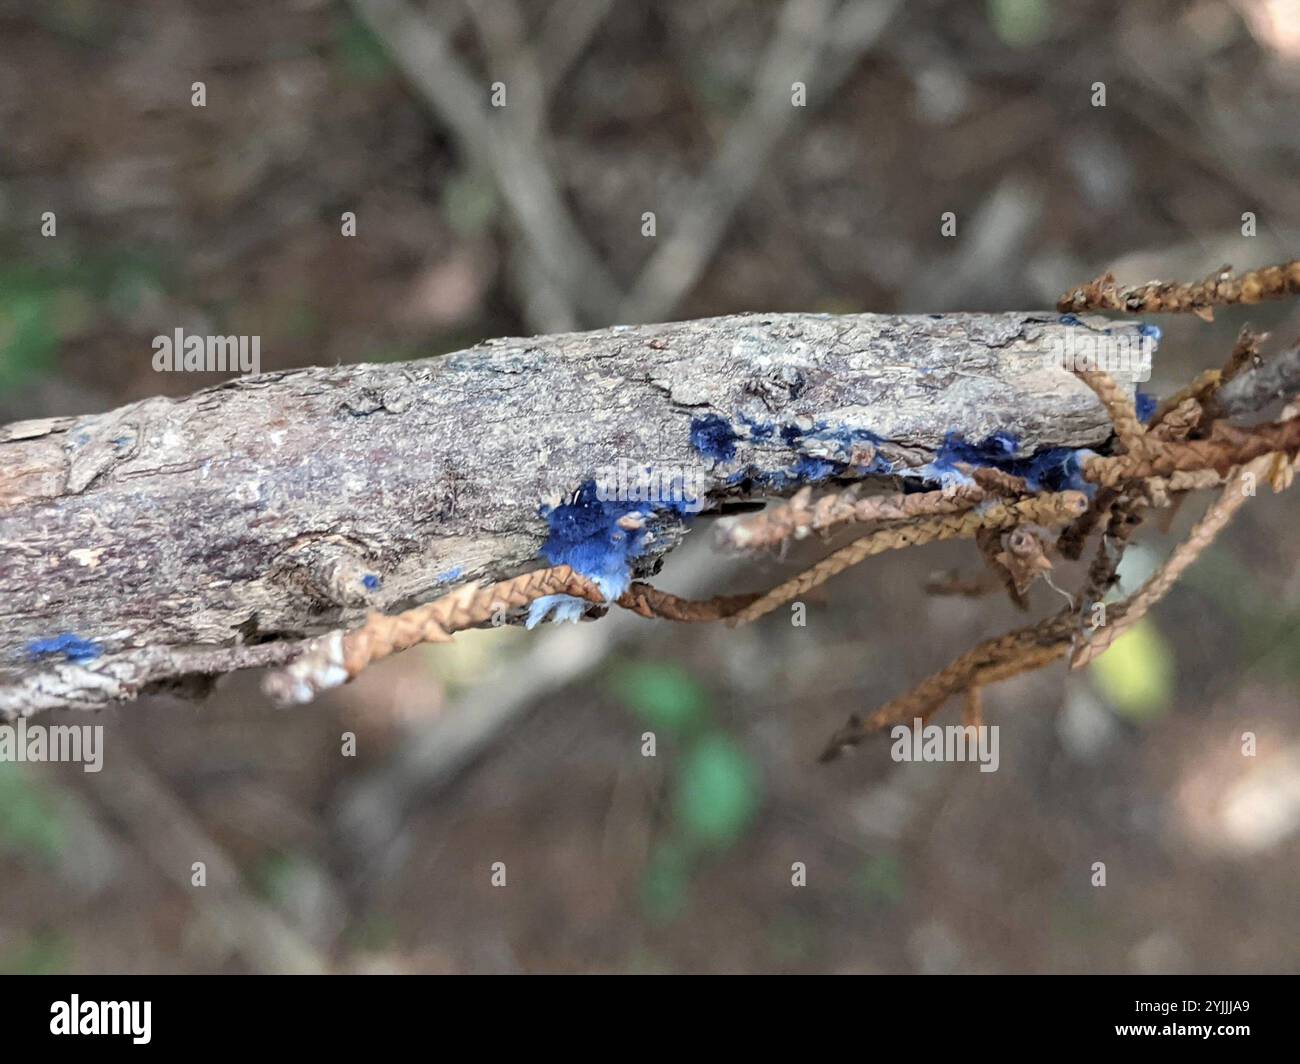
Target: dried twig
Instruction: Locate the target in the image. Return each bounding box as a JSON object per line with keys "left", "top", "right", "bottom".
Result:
{"left": 818, "top": 613, "right": 1073, "bottom": 761}
{"left": 616, "top": 582, "right": 760, "bottom": 622}
{"left": 1057, "top": 260, "right": 1300, "bottom": 321}
{"left": 1073, "top": 367, "right": 1153, "bottom": 457}
{"left": 1214, "top": 337, "right": 1300, "bottom": 419}
{"left": 729, "top": 492, "right": 1088, "bottom": 626}
{"left": 818, "top": 309, "right": 1300, "bottom": 760}
{"left": 264, "top": 565, "right": 605, "bottom": 705}
{"left": 717, "top": 483, "right": 985, "bottom": 552}
{"left": 1083, "top": 416, "right": 1300, "bottom": 485}
{"left": 1070, "top": 458, "right": 1269, "bottom": 667}
{"left": 924, "top": 571, "right": 1000, "bottom": 598}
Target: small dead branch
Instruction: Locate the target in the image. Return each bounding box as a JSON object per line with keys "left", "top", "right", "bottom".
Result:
{"left": 716, "top": 482, "right": 986, "bottom": 552}
{"left": 8, "top": 258, "right": 1300, "bottom": 752}
{"left": 727, "top": 491, "right": 1088, "bottom": 626}
{"left": 1082, "top": 416, "right": 1300, "bottom": 485}
{"left": 1072, "top": 367, "right": 1153, "bottom": 457}
{"left": 924, "top": 571, "right": 1001, "bottom": 598}
{"left": 265, "top": 565, "right": 607, "bottom": 705}
{"left": 1057, "top": 259, "right": 1300, "bottom": 321}
{"left": 616, "top": 583, "right": 761, "bottom": 623}
{"left": 1070, "top": 457, "right": 1270, "bottom": 667}
{"left": 264, "top": 261, "right": 1300, "bottom": 763}
{"left": 816, "top": 264, "right": 1300, "bottom": 762}
{"left": 818, "top": 612, "right": 1074, "bottom": 761}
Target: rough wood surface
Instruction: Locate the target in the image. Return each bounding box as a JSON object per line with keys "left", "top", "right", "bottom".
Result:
{"left": 0, "top": 310, "right": 1144, "bottom": 715}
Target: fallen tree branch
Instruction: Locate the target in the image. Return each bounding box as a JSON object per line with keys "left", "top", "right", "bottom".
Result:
{"left": 2, "top": 310, "right": 1142, "bottom": 715}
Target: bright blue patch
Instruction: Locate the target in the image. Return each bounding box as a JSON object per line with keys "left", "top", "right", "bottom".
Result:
{"left": 933, "top": 431, "right": 1019, "bottom": 469}
{"left": 1015, "top": 447, "right": 1091, "bottom": 493}
{"left": 362, "top": 573, "right": 382, "bottom": 591}
{"left": 27, "top": 633, "right": 102, "bottom": 664}
{"left": 718, "top": 414, "right": 1089, "bottom": 497}
{"left": 791, "top": 456, "right": 841, "bottom": 482}
{"left": 434, "top": 566, "right": 463, "bottom": 584}
{"left": 719, "top": 419, "right": 895, "bottom": 490}
{"left": 689, "top": 415, "right": 737, "bottom": 464}
{"left": 1059, "top": 314, "right": 1084, "bottom": 326}
{"left": 730, "top": 467, "right": 795, "bottom": 491}
{"left": 922, "top": 431, "right": 1090, "bottom": 494}
{"left": 1138, "top": 322, "right": 1162, "bottom": 342}
{"left": 540, "top": 480, "right": 692, "bottom": 601}
{"left": 526, "top": 594, "right": 589, "bottom": 628}
{"left": 1135, "top": 392, "right": 1158, "bottom": 423}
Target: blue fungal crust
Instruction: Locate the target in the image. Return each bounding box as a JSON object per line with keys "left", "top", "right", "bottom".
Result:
{"left": 926, "top": 431, "right": 1089, "bottom": 493}
{"left": 689, "top": 411, "right": 1091, "bottom": 507}
{"left": 707, "top": 416, "right": 895, "bottom": 490}
{"left": 27, "top": 633, "right": 102, "bottom": 664}
{"left": 1135, "top": 391, "right": 1158, "bottom": 423}
{"left": 539, "top": 480, "right": 693, "bottom": 602}
{"left": 689, "top": 415, "right": 738, "bottom": 464}
{"left": 790, "top": 456, "right": 841, "bottom": 482}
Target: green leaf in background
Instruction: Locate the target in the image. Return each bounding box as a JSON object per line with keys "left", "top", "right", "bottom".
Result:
{"left": 0, "top": 250, "right": 167, "bottom": 391}
{"left": 858, "top": 854, "right": 906, "bottom": 907}
{"left": 611, "top": 661, "right": 709, "bottom": 735}
{"left": 333, "top": 14, "right": 392, "bottom": 84}
{"left": 1090, "top": 619, "right": 1175, "bottom": 722}
{"left": 348, "top": 911, "right": 399, "bottom": 954}
{"left": 0, "top": 929, "right": 71, "bottom": 974}
{"left": 674, "top": 733, "right": 760, "bottom": 846}
{"left": 987, "top": 0, "right": 1053, "bottom": 48}
{"left": 0, "top": 289, "right": 61, "bottom": 391}
{"left": 640, "top": 840, "right": 692, "bottom": 923}
{"left": 0, "top": 762, "right": 67, "bottom": 862}
{"left": 251, "top": 850, "right": 299, "bottom": 906}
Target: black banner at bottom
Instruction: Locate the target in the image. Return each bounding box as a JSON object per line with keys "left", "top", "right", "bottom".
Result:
{"left": 0, "top": 973, "right": 1286, "bottom": 1050}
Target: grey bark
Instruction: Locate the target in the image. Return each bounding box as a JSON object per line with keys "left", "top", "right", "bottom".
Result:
{"left": 0, "top": 310, "right": 1144, "bottom": 716}
{"left": 1216, "top": 339, "right": 1300, "bottom": 417}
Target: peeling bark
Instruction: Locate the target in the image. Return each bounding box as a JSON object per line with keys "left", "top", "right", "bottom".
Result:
{"left": 0, "top": 311, "right": 1144, "bottom": 715}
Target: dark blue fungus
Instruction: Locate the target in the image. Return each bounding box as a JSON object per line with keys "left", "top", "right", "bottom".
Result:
{"left": 688, "top": 415, "right": 738, "bottom": 464}
{"left": 27, "top": 633, "right": 103, "bottom": 664}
